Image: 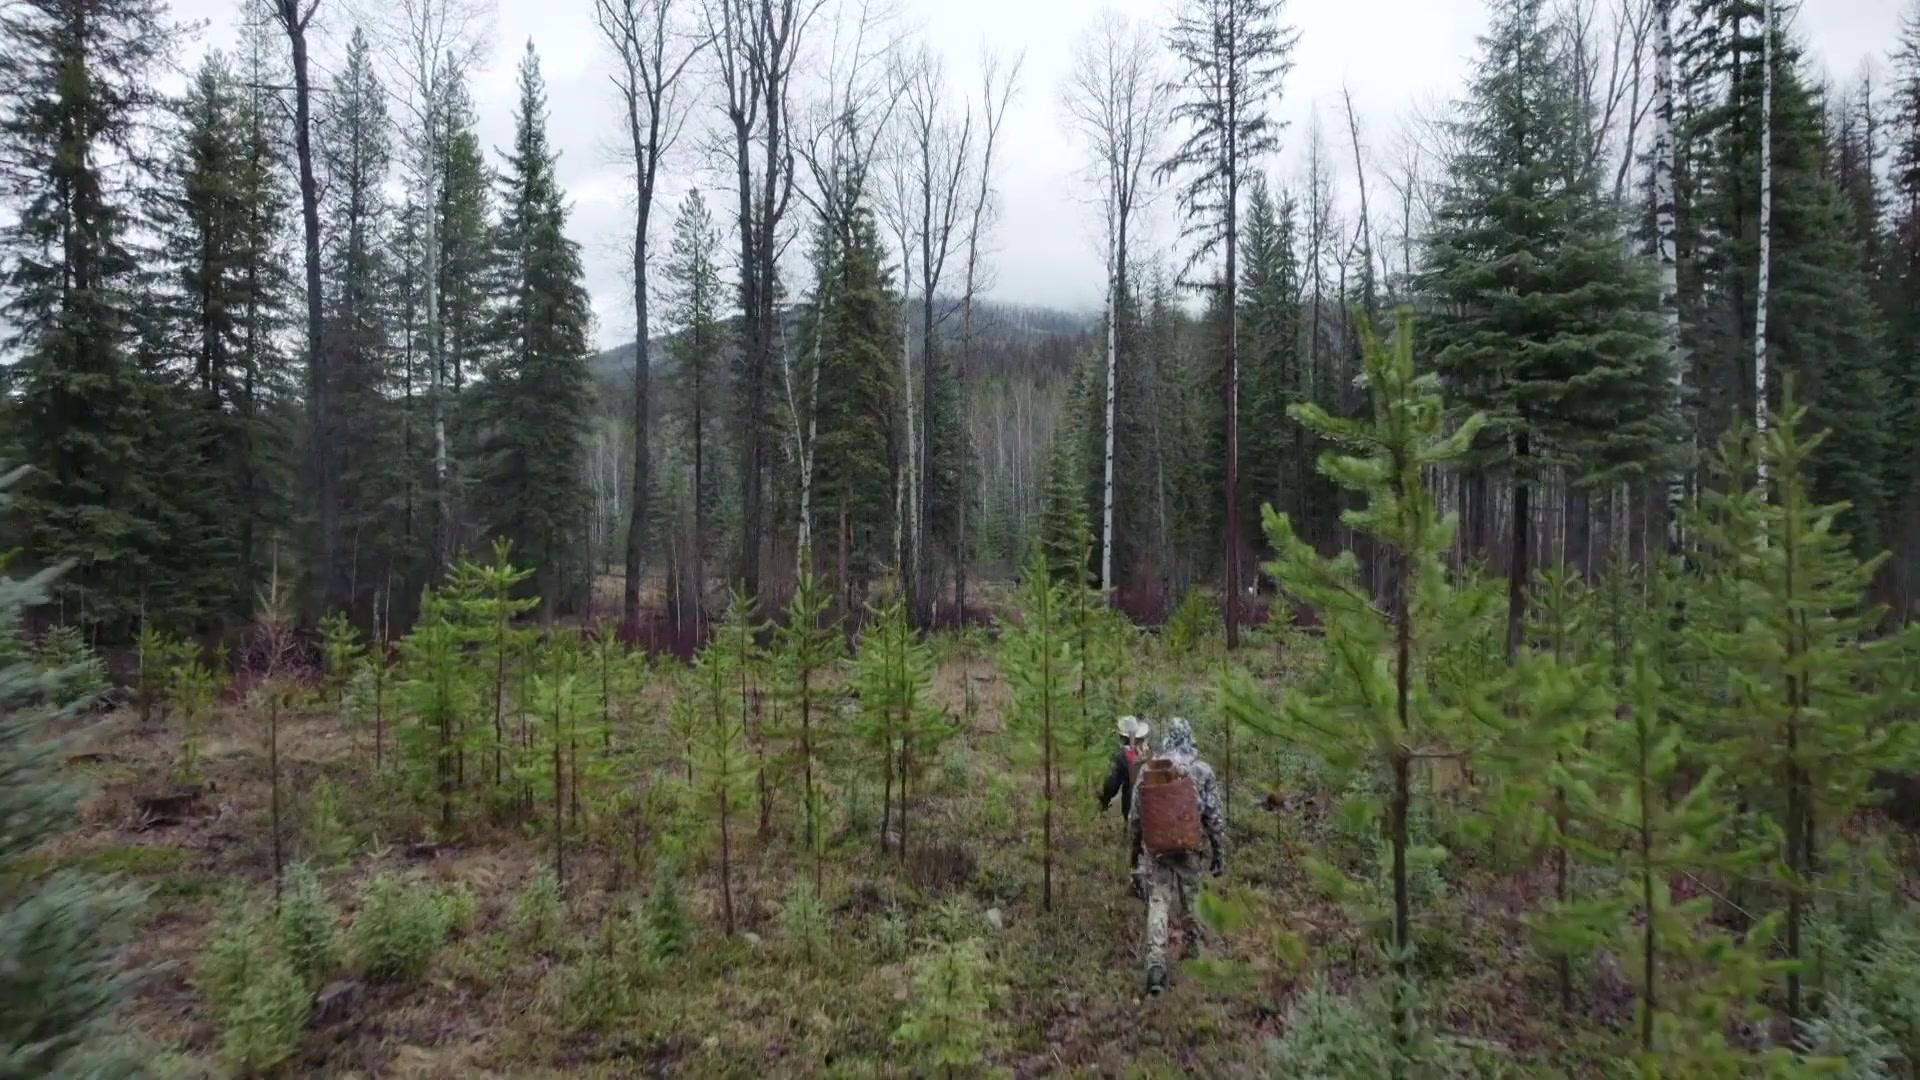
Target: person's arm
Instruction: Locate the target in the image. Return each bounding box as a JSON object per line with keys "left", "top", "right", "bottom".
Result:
{"left": 1100, "top": 749, "right": 1127, "bottom": 811}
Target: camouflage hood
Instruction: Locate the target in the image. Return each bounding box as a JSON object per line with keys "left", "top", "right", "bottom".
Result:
{"left": 1160, "top": 718, "right": 1197, "bottom": 758}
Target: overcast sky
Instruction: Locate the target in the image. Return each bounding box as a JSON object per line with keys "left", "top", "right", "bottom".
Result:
{"left": 178, "top": 0, "right": 1902, "bottom": 349}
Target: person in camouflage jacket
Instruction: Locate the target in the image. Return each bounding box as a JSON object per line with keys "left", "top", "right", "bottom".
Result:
{"left": 1127, "top": 717, "right": 1226, "bottom": 996}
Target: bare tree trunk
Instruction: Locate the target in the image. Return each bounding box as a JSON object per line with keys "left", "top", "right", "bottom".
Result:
{"left": 1753, "top": 0, "right": 1772, "bottom": 485}
{"left": 271, "top": 0, "right": 333, "bottom": 612}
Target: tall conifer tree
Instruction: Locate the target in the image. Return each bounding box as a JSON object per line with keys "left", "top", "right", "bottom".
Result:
{"left": 0, "top": 0, "right": 187, "bottom": 633}
{"left": 1424, "top": 0, "right": 1671, "bottom": 657}
{"left": 474, "top": 43, "right": 595, "bottom": 615}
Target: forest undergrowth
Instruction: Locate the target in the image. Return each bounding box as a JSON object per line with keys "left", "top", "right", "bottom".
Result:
{"left": 12, "top": 323, "right": 1920, "bottom": 1078}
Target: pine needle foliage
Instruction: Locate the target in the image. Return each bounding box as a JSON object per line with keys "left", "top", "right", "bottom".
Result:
{"left": 772, "top": 569, "right": 844, "bottom": 882}
{"left": 1685, "top": 378, "right": 1908, "bottom": 1028}
{"left": 1000, "top": 549, "right": 1081, "bottom": 911}
{"left": 692, "top": 590, "right": 756, "bottom": 935}
{"left": 0, "top": 475, "right": 147, "bottom": 1075}
{"left": 1239, "top": 309, "right": 1500, "bottom": 1055}
{"left": 854, "top": 586, "right": 951, "bottom": 861}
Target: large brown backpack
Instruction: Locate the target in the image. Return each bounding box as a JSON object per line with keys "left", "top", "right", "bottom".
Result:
{"left": 1136, "top": 758, "right": 1204, "bottom": 856}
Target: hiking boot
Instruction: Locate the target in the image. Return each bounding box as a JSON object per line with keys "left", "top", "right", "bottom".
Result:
{"left": 1145, "top": 964, "right": 1168, "bottom": 997}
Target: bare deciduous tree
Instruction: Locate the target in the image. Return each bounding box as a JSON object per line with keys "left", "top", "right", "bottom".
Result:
{"left": 1063, "top": 8, "right": 1167, "bottom": 596}
{"left": 706, "top": 0, "right": 828, "bottom": 604}
{"left": 595, "top": 0, "right": 704, "bottom": 629}
{"left": 955, "top": 45, "right": 1022, "bottom": 614}
{"left": 900, "top": 46, "right": 972, "bottom": 624}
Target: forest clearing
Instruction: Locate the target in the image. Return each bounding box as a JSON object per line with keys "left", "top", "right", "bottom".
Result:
{"left": 4, "top": 0, "right": 1918, "bottom": 1069}
{"left": 12, "top": 321, "right": 1920, "bottom": 1078}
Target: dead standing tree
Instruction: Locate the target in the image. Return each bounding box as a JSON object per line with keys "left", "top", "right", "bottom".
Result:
{"left": 954, "top": 46, "right": 1022, "bottom": 618}
{"left": 901, "top": 51, "right": 972, "bottom": 628}
{"left": 595, "top": 0, "right": 705, "bottom": 631}
{"left": 261, "top": 0, "right": 335, "bottom": 614}
{"left": 1157, "top": 0, "right": 1298, "bottom": 650}
{"left": 706, "top": 0, "right": 828, "bottom": 608}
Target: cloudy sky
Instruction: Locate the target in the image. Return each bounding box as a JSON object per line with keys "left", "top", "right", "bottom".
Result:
{"left": 178, "top": 0, "right": 1901, "bottom": 349}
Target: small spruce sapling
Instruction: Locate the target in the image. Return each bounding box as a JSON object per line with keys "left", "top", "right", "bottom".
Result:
{"left": 894, "top": 937, "right": 1000, "bottom": 1078}
{"left": 318, "top": 611, "right": 364, "bottom": 724}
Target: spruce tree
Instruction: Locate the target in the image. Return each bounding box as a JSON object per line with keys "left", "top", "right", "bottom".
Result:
{"left": 663, "top": 189, "right": 728, "bottom": 624}
{"left": 320, "top": 29, "right": 405, "bottom": 622}
{"left": 1677, "top": 0, "right": 1890, "bottom": 550}
{"left": 474, "top": 43, "right": 595, "bottom": 616}
{"left": 0, "top": 471, "right": 147, "bottom": 1074}
{"left": 435, "top": 74, "right": 493, "bottom": 525}
{"left": 1237, "top": 173, "right": 1305, "bottom": 553}
{"left": 806, "top": 178, "right": 903, "bottom": 614}
{"left": 0, "top": 0, "right": 190, "bottom": 634}
{"left": 1423, "top": 0, "right": 1672, "bottom": 658}
{"left": 150, "top": 55, "right": 297, "bottom": 621}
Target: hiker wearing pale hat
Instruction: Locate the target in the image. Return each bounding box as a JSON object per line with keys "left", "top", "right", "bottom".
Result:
{"left": 1128, "top": 717, "right": 1226, "bottom": 996}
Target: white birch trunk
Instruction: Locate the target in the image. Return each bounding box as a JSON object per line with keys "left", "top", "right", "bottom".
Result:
{"left": 1101, "top": 196, "right": 1118, "bottom": 594}
{"left": 1653, "top": 0, "right": 1683, "bottom": 551}
{"left": 787, "top": 284, "right": 820, "bottom": 569}
{"left": 1754, "top": 0, "right": 1773, "bottom": 489}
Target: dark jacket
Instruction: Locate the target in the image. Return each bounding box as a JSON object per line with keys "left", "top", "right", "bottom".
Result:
{"left": 1100, "top": 743, "right": 1139, "bottom": 816}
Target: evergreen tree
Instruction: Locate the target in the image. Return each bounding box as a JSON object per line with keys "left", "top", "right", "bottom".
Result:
{"left": 806, "top": 178, "right": 903, "bottom": 614}
{"left": 1676, "top": 0, "right": 1890, "bottom": 550}
{"left": 1687, "top": 384, "right": 1906, "bottom": 1027}
{"left": 0, "top": 472, "right": 148, "bottom": 1074}
{"left": 1237, "top": 174, "right": 1304, "bottom": 555}
{"left": 0, "top": 0, "right": 192, "bottom": 634}
{"left": 1423, "top": 0, "right": 1673, "bottom": 657}
{"left": 473, "top": 43, "right": 595, "bottom": 616}
{"left": 320, "top": 29, "right": 405, "bottom": 622}
{"left": 149, "top": 55, "right": 297, "bottom": 623}
{"left": 1241, "top": 310, "right": 1502, "bottom": 1056}
{"left": 436, "top": 73, "right": 494, "bottom": 554}
{"left": 663, "top": 189, "right": 729, "bottom": 623}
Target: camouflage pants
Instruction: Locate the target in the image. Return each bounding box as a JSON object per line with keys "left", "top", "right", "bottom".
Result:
{"left": 1141, "top": 852, "right": 1203, "bottom": 977}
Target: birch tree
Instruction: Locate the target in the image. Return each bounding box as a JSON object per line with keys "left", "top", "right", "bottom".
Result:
{"left": 595, "top": 0, "right": 704, "bottom": 630}
{"left": 1158, "top": 0, "right": 1299, "bottom": 648}
{"left": 369, "top": 0, "right": 494, "bottom": 577}
{"left": 706, "top": 0, "right": 827, "bottom": 603}
{"left": 900, "top": 48, "right": 973, "bottom": 625}
{"left": 1063, "top": 9, "right": 1169, "bottom": 596}
{"left": 1652, "top": 0, "right": 1682, "bottom": 551}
